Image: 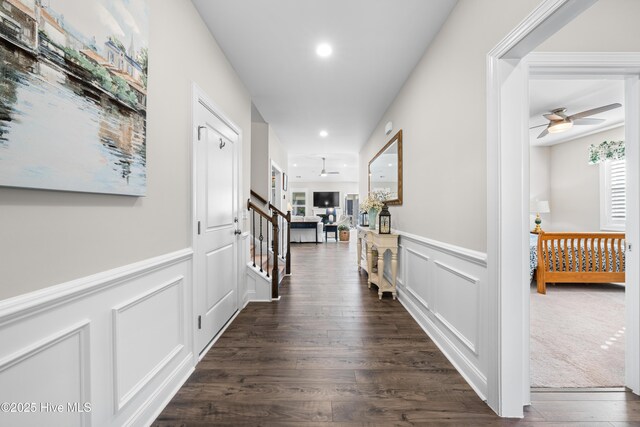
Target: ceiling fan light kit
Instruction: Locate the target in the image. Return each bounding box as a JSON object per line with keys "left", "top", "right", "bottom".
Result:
{"left": 532, "top": 102, "right": 621, "bottom": 139}
{"left": 548, "top": 118, "right": 573, "bottom": 134}
{"left": 319, "top": 157, "right": 339, "bottom": 177}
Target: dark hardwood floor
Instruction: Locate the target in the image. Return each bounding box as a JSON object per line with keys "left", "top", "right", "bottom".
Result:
{"left": 154, "top": 234, "right": 640, "bottom": 426}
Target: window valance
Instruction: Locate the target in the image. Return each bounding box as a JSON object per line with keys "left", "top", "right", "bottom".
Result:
{"left": 588, "top": 140, "right": 625, "bottom": 165}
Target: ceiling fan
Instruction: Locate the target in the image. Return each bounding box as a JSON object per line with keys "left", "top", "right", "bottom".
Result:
{"left": 531, "top": 102, "right": 621, "bottom": 139}
{"left": 319, "top": 157, "right": 340, "bottom": 177}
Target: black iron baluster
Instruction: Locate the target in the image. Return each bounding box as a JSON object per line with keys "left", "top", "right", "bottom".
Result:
{"left": 259, "top": 217, "right": 263, "bottom": 273}
{"left": 266, "top": 218, "right": 270, "bottom": 277}
{"left": 252, "top": 210, "right": 256, "bottom": 268}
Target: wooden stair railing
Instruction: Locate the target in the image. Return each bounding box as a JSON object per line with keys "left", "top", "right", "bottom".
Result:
{"left": 247, "top": 199, "right": 279, "bottom": 299}
{"left": 250, "top": 190, "right": 268, "bottom": 205}
{"left": 269, "top": 202, "right": 291, "bottom": 275}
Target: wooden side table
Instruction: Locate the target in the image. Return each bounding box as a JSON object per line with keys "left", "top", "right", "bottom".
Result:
{"left": 356, "top": 226, "right": 399, "bottom": 300}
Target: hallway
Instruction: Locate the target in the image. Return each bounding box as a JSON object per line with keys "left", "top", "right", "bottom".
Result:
{"left": 154, "top": 237, "right": 640, "bottom": 425}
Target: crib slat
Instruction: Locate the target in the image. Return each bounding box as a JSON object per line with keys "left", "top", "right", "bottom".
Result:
{"left": 619, "top": 237, "right": 624, "bottom": 273}
{"left": 577, "top": 237, "right": 583, "bottom": 272}
{"left": 605, "top": 237, "right": 610, "bottom": 272}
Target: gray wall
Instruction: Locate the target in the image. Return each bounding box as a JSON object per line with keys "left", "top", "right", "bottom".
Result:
{"left": 359, "top": 0, "right": 640, "bottom": 252}
{"left": 548, "top": 126, "right": 625, "bottom": 232}
{"left": 359, "top": 0, "right": 541, "bottom": 252}
{"left": 0, "top": 0, "right": 251, "bottom": 300}
{"left": 529, "top": 146, "right": 551, "bottom": 230}
{"left": 251, "top": 122, "right": 269, "bottom": 200}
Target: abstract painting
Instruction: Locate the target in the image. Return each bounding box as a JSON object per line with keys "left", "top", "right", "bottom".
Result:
{"left": 0, "top": 0, "right": 148, "bottom": 195}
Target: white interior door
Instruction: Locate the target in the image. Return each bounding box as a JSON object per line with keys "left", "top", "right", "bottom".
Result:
{"left": 194, "top": 100, "right": 239, "bottom": 354}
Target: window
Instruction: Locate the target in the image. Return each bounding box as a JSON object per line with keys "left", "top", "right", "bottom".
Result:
{"left": 291, "top": 191, "right": 306, "bottom": 216}
{"left": 600, "top": 159, "right": 626, "bottom": 231}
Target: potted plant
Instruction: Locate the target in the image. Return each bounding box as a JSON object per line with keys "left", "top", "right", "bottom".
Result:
{"left": 338, "top": 224, "right": 350, "bottom": 241}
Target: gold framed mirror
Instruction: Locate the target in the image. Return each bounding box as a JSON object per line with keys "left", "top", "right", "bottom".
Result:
{"left": 368, "top": 129, "right": 402, "bottom": 205}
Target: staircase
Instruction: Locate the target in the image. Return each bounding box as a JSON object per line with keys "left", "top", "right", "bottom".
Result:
{"left": 246, "top": 198, "right": 291, "bottom": 300}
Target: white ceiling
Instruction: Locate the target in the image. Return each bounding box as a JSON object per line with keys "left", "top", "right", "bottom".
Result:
{"left": 288, "top": 152, "right": 358, "bottom": 183}
{"left": 192, "top": 0, "right": 457, "bottom": 161}
{"left": 529, "top": 78, "right": 625, "bottom": 146}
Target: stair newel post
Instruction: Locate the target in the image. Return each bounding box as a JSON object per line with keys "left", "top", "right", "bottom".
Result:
{"left": 286, "top": 210, "right": 291, "bottom": 275}
{"left": 271, "top": 210, "right": 279, "bottom": 299}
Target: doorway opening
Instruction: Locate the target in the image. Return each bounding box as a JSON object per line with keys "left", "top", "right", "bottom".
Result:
{"left": 344, "top": 193, "right": 359, "bottom": 226}
{"left": 487, "top": 1, "right": 640, "bottom": 416}
{"left": 528, "top": 75, "right": 627, "bottom": 389}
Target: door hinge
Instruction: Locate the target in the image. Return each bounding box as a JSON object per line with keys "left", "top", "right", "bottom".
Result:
{"left": 197, "top": 125, "right": 206, "bottom": 141}
{"left": 197, "top": 315, "right": 202, "bottom": 330}
{"left": 197, "top": 221, "right": 201, "bottom": 235}
{"left": 628, "top": 243, "right": 633, "bottom": 252}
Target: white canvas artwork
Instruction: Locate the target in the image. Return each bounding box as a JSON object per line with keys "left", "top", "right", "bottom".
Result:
{"left": 0, "top": 0, "right": 148, "bottom": 195}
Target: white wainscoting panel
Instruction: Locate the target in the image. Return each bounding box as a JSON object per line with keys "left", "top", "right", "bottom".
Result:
{"left": 112, "top": 277, "right": 184, "bottom": 411}
{"left": 395, "top": 231, "right": 488, "bottom": 400}
{"left": 0, "top": 249, "right": 195, "bottom": 427}
{"left": 0, "top": 322, "right": 90, "bottom": 427}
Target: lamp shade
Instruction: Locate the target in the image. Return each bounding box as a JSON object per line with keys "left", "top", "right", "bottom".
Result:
{"left": 530, "top": 200, "right": 550, "bottom": 214}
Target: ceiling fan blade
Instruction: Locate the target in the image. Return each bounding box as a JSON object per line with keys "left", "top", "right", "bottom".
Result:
{"left": 573, "top": 118, "right": 606, "bottom": 126}
{"left": 530, "top": 123, "right": 548, "bottom": 129}
{"left": 569, "top": 103, "right": 622, "bottom": 120}
{"left": 543, "top": 113, "right": 563, "bottom": 121}
{"left": 537, "top": 128, "right": 549, "bottom": 139}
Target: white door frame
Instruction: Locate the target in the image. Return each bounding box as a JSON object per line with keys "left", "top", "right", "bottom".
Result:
{"left": 190, "top": 82, "right": 243, "bottom": 361}
{"left": 487, "top": 0, "right": 640, "bottom": 417}
{"left": 271, "top": 160, "right": 283, "bottom": 209}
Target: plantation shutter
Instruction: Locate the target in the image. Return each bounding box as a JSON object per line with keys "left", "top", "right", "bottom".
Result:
{"left": 601, "top": 159, "right": 626, "bottom": 231}
{"left": 609, "top": 160, "right": 626, "bottom": 221}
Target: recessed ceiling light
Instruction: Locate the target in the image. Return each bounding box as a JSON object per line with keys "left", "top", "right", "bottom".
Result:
{"left": 316, "top": 43, "right": 332, "bottom": 58}
{"left": 343, "top": 164, "right": 347, "bottom": 167}
{"left": 319, "top": 130, "right": 328, "bottom": 138}
{"left": 388, "top": 163, "right": 392, "bottom": 167}
{"left": 293, "top": 163, "right": 297, "bottom": 167}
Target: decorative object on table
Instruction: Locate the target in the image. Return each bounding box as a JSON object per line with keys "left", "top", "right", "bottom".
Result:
{"left": 283, "top": 173, "right": 288, "bottom": 190}
{"left": 530, "top": 200, "right": 550, "bottom": 233}
{"left": 338, "top": 224, "right": 350, "bottom": 241}
{"left": 360, "top": 189, "right": 388, "bottom": 230}
{"left": 0, "top": 0, "right": 149, "bottom": 196}
{"left": 361, "top": 211, "right": 369, "bottom": 227}
{"left": 326, "top": 207, "right": 336, "bottom": 223}
{"left": 588, "top": 140, "right": 625, "bottom": 164}
{"left": 378, "top": 203, "right": 391, "bottom": 234}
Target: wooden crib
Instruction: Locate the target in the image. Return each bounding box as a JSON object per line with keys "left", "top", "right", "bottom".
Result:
{"left": 536, "top": 232, "right": 626, "bottom": 294}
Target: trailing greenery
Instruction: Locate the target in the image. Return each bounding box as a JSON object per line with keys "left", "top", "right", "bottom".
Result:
{"left": 338, "top": 224, "right": 350, "bottom": 231}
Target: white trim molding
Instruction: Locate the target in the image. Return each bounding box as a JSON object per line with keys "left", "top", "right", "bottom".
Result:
{"left": 487, "top": 1, "right": 640, "bottom": 418}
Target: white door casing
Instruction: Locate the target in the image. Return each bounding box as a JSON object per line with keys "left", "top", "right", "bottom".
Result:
{"left": 487, "top": 0, "right": 640, "bottom": 417}
{"left": 193, "top": 90, "right": 240, "bottom": 355}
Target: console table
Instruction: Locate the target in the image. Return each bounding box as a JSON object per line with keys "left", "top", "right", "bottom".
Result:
{"left": 356, "top": 226, "right": 399, "bottom": 300}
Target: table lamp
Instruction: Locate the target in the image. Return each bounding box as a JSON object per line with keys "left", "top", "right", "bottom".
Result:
{"left": 530, "top": 200, "right": 550, "bottom": 233}
{"left": 326, "top": 207, "right": 335, "bottom": 223}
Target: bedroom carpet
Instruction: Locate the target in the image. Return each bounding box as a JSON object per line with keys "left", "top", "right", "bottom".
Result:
{"left": 530, "top": 282, "right": 625, "bottom": 388}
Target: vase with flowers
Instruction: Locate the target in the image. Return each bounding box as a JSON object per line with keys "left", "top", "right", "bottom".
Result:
{"left": 360, "top": 189, "right": 390, "bottom": 230}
